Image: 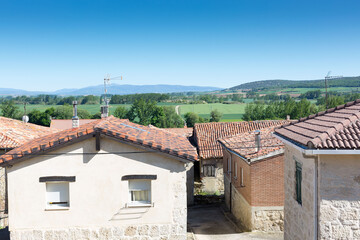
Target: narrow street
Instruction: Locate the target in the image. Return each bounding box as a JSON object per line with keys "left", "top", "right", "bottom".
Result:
{"left": 188, "top": 205, "right": 283, "bottom": 240}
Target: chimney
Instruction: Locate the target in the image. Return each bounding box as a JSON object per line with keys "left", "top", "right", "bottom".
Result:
{"left": 255, "top": 130, "right": 261, "bottom": 152}
{"left": 72, "top": 101, "right": 79, "bottom": 128}
{"left": 286, "top": 115, "right": 290, "bottom": 120}
{"left": 101, "top": 105, "right": 109, "bottom": 118}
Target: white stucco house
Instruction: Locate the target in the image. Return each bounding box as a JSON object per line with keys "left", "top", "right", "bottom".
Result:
{"left": 274, "top": 99, "right": 360, "bottom": 240}
{"left": 1, "top": 116, "right": 198, "bottom": 240}
{"left": 0, "top": 116, "right": 58, "bottom": 227}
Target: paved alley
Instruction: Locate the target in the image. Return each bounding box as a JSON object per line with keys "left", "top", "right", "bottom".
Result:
{"left": 188, "top": 205, "right": 283, "bottom": 240}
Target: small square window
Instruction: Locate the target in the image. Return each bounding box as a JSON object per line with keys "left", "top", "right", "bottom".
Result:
{"left": 46, "top": 182, "right": 69, "bottom": 210}
{"left": 202, "top": 164, "right": 216, "bottom": 177}
{"left": 128, "top": 180, "right": 151, "bottom": 206}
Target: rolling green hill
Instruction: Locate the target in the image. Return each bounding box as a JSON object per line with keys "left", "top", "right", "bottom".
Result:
{"left": 229, "top": 76, "right": 360, "bottom": 91}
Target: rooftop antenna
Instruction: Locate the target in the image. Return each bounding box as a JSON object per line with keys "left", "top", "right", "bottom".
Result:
{"left": 325, "top": 71, "right": 343, "bottom": 109}
{"left": 102, "top": 74, "right": 123, "bottom": 118}
{"left": 22, "top": 102, "right": 29, "bottom": 123}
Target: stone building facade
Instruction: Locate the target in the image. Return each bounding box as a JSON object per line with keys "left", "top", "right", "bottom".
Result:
{"left": 282, "top": 144, "right": 316, "bottom": 240}
{"left": 219, "top": 127, "right": 285, "bottom": 232}
{"left": 274, "top": 99, "right": 360, "bottom": 240}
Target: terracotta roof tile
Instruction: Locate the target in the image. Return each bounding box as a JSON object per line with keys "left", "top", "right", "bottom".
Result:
{"left": 0, "top": 116, "right": 197, "bottom": 165}
{"left": 50, "top": 119, "right": 103, "bottom": 130}
{"left": 219, "top": 126, "right": 284, "bottom": 161}
{"left": 193, "top": 120, "right": 290, "bottom": 159}
{"left": 0, "top": 117, "right": 59, "bottom": 149}
{"left": 275, "top": 99, "right": 360, "bottom": 149}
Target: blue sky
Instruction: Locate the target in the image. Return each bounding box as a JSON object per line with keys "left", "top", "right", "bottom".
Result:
{"left": 1, "top": 0, "right": 360, "bottom": 91}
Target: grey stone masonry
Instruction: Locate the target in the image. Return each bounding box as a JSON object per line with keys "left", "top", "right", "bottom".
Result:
{"left": 11, "top": 224, "right": 186, "bottom": 240}
{"left": 283, "top": 145, "right": 316, "bottom": 240}
{"left": 318, "top": 155, "right": 360, "bottom": 240}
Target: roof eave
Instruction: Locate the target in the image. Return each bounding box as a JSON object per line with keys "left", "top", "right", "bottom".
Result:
{"left": 273, "top": 132, "right": 360, "bottom": 156}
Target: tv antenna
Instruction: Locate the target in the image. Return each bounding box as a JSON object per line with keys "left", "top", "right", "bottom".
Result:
{"left": 22, "top": 102, "right": 29, "bottom": 123}
{"left": 325, "top": 71, "right": 343, "bottom": 109}
{"left": 102, "top": 74, "right": 123, "bottom": 118}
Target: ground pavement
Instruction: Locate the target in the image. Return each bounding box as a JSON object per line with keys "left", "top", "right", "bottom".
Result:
{"left": 188, "top": 205, "right": 283, "bottom": 240}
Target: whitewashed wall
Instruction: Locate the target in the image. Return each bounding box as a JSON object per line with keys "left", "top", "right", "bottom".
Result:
{"left": 7, "top": 136, "right": 189, "bottom": 240}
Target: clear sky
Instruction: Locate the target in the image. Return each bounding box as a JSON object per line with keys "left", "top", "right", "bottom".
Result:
{"left": 1, "top": 0, "right": 360, "bottom": 91}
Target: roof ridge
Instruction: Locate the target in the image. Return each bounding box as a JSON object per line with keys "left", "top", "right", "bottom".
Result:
{"left": 275, "top": 99, "right": 360, "bottom": 149}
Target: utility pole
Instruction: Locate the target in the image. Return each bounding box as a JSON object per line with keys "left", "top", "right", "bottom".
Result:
{"left": 324, "top": 71, "right": 343, "bottom": 109}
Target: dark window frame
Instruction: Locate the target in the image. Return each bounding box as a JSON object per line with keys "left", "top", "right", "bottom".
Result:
{"left": 202, "top": 164, "right": 216, "bottom": 177}
{"left": 295, "top": 161, "right": 302, "bottom": 205}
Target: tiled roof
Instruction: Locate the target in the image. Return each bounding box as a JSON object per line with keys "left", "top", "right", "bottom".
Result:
{"left": 219, "top": 126, "right": 284, "bottom": 161}
{"left": 50, "top": 119, "right": 98, "bottom": 130}
{"left": 0, "top": 116, "right": 198, "bottom": 165}
{"left": 193, "top": 120, "right": 290, "bottom": 159}
{"left": 274, "top": 100, "right": 360, "bottom": 149}
{"left": 0, "top": 117, "right": 59, "bottom": 149}
{"left": 151, "top": 126, "right": 193, "bottom": 138}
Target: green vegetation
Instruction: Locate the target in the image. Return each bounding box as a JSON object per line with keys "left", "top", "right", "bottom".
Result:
{"left": 178, "top": 103, "right": 245, "bottom": 121}
{"left": 2, "top": 77, "right": 360, "bottom": 128}
{"left": 243, "top": 99, "right": 318, "bottom": 121}
{"left": 230, "top": 76, "right": 360, "bottom": 91}
{"left": 1, "top": 100, "right": 20, "bottom": 119}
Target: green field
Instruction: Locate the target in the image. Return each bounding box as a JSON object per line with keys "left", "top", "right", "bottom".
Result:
{"left": 178, "top": 103, "right": 246, "bottom": 121}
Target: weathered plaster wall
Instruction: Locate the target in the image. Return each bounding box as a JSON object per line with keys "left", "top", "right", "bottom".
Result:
{"left": 200, "top": 158, "right": 224, "bottom": 194}
{"left": 318, "top": 155, "right": 360, "bottom": 239}
{"left": 0, "top": 167, "right": 7, "bottom": 227}
{"left": 8, "top": 136, "right": 188, "bottom": 240}
{"left": 283, "top": 144, "right": 316, "bottom": 240}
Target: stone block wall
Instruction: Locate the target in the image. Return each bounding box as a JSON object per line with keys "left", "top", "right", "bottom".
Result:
{"left": 318, "top": 155, "right": 360, "bottom": 239}
{"left": 283, "top": 145, "right": 316, "bottom": 240}
{"left": 11, "top": 224, "right": 186, "bottom": 240}
{"left": 252, "top": 208, "right": 284, "bottom": 232}
{"left": 229, "top": 181, "right": 283, "bottom": 232}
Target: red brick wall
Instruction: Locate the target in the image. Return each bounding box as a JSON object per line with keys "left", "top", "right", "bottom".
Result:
{"left": 223, "top": 149, "right": 252, "bottom": 204}
{"left": 250, "top": 154, "right": 284, "bottom": 206}
{"left": 223, "top": 148, "right": 284, "bottom": 207}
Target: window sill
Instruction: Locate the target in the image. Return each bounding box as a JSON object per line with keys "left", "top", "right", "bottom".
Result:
{"left": 45, "top": 207, "right": 70, "bottom": 211}
{"left": 126, "top": 203, "right": 153, "bottom": 208}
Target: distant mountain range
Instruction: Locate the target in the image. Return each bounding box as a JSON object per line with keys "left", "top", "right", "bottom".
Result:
{"left": 228, "top": 76, "right": 360, "bottom": 91}
{"left": 0, "top": 84, "right": 222, "bottom": 96}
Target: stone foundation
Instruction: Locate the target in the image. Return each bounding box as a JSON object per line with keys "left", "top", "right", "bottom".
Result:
{"left": 225, "top": 175, "right": 283, "bottom": 232}
{"left": 11, "top": 224, "right": 186, "bottom": 240}
{"left": 252, "top": 209, "right": 284, "bottom": 232}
